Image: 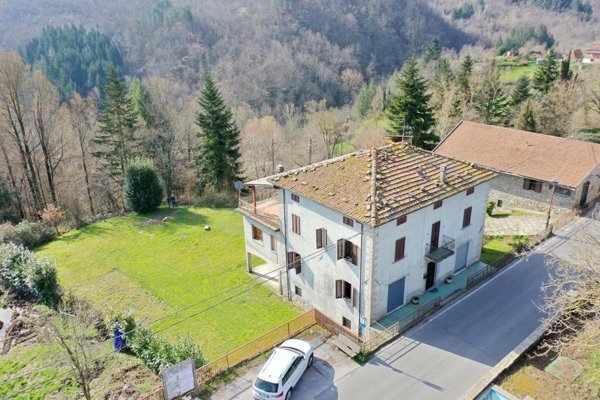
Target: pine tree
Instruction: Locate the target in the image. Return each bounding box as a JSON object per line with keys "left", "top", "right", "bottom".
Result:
{"left": 456, "top": 55, "right": 474, "bottom": 94}
{"left": 354, "top": 81, "right": 376, "bottom": 118}
{"left": 93, "top": 66, "right": 138, "bottom": 185}
{"left": 533, "top": 49, "right": 559, "bottom": 94}
{"left": 511, "top": 75, "right": 530, "bottom": 106}
{"left": 515, "top": 100, "right": 537, "bottom": 132}
{"left": 386, "top": 58, "right": 437, "bottom": 149}
{"left": 473, "top": 60, "right": 510, "bottom": 125}
{"left": 560, "top": 50, "right": 572, "bottom": 81}
{"left": 128, "top": 78, "right": 155, "bottom": 127}
{"left": 195, "top": 75, "right": 241, "bottom": 193}
{"left": 423, "top": 38, "right": 442, "bottom": 64}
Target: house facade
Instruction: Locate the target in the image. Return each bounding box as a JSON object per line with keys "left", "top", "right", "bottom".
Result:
{"left": 435, "top": 121, "right": 600, "bottom": 213}
{"left": 239, "top": 143, "right": 495, "bottom": 338}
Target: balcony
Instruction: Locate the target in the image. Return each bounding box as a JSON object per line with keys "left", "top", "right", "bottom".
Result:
{"left": 238, "top": 188, "right": 281, "bottom": 231}
{"left": 425, "top": 235, "right": 455, "bottom": 263}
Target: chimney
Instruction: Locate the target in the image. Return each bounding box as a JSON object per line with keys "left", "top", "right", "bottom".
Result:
{"left": 275, "top": 164, "right": 285, "bottom": 173}
{"left": 439, "top": 164, "right": 447, "bottom": 184}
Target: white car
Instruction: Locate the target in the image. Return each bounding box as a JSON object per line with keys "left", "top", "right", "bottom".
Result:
{"left": 252, "top": 339, "right": 314, "bottom": 400}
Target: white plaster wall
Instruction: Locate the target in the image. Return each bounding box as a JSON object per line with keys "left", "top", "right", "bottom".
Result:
{"left": 370, "top": 181, "right": 491, "bottom": 321}
{"left": 281, "top": 189, "right": 365, "bottom": 335}
{"left": 242, "top": 215, "right": 282, "bottom": 267}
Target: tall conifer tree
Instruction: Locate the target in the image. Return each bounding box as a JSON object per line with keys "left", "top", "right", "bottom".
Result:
{"left": 386, "top": 58, "right": 437, "bottom": 149}
{"left": 94, "top": 66, "right": 138, "bottom": 185}
{"left": 533, "top": 49, "right": 559, "bottom": 94}
{"left": 195, "top": 75, "right": 241, "bottom": 193}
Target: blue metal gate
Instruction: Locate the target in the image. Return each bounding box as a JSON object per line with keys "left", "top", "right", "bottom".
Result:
{"left": 387, "top": 277, "right": 406, "bottom": 313}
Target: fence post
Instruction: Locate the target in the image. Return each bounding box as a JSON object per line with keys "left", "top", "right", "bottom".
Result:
{"left": 226, "top": 354, "right": 230, "bottom": 369}
{"left": 287, "top": 322, "right": 291, "bottom": 337}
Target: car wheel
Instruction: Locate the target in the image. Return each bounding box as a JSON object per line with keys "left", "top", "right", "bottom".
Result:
{"left": 308, "top": 355, "right": 314, "bottom": 367}
{"left": 286, "top": 388, "right": 293, "bottom": 400}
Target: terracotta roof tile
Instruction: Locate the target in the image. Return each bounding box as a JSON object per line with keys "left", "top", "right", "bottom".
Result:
{"left": 260, "top": 143, "right": 496, "bottom": 226}
{"left": 435, "top": 121, "right": 600, "bottom": 188}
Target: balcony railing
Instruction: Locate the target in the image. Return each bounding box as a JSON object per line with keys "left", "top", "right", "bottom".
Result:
{"left": 425, "top": 235, "right": 455, "bottom": 262}
{"left": 238, "top": 189, "right": 281, "bottom": 230}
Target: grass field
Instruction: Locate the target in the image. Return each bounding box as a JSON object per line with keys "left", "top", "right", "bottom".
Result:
{"left": 36, "top": 207, "right": 300, "bottom": 359}
{"left": 499, "top": 61, "right": 537, "bottom": 83}
{"left": 480, "top": 235, "right": 526, "bottom": 265}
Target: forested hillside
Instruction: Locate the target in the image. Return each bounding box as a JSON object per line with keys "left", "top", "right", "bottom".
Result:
{"left": 3, "top": 0, "right": 599, "bottom": 111}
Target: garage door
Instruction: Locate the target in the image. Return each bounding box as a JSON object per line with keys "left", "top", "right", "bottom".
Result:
{"left": 454, "top": 242, "right": 469, "bottom": 273}
{"left": 387, "top": 277, "right": 406, "bottom": 313}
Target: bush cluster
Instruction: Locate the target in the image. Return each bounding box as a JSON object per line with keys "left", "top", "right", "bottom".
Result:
{"left": 1, "top": 220, "right": 55, "bottom": 248}
{"left": 0, "top": 243, "right": 59, "bottom": 307}
{"left": 486, "top": 200, "right": 496, "bottom": 216}
{"left": 124, "top": 157, "right": 164, "bottom": 214}
{"left": 108, "top": 312, "right": 206, "bottom": 374}
{"left": 195, "top": 192, "right": 237, "bottom": 208}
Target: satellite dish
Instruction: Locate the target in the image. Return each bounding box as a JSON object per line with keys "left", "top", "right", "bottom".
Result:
{"left": 234, "top": 181, "right": 244, "bottom": 191}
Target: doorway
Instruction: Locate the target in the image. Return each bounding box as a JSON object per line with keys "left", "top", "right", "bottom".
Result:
{"left": 580, "top": 181, "right": 590, "bottom": 208}
{"left": 454, "top": 242, "right": 469, "bottom": 273}
{"left": 431, "top": 221, "right": 441, "bottom": 248}
{"left": 387, "top": 277, "right": 406, "bottom": 313}
{"left": 425, "top": 262, "right": 436, "bottom": 290}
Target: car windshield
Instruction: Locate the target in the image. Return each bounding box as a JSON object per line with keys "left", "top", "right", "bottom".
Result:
{"left": 255, "top": 378, "right": 278, "bottom": 393}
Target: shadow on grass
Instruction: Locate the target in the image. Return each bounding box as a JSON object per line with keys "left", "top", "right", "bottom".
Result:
{"left": 480, "top": 248, "right": 509, "bottom": 265}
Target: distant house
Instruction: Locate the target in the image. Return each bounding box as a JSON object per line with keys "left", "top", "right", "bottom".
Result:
{"left": 582, "top": 44, "right": 600, "bottom": 63}
{"left": 239, "top": 143, "right": 495, "bottom": 337}
{"left": 573, "top": 48, "right": 584, "bottom": 62}
{"left": 434, "top": 121, "right": 600, "bottom": 212}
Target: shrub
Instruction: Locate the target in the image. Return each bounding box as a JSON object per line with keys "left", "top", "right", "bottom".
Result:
{"left": 486, "top": 200, "right": 496, "bottom": 216}
{"left": 0, "top": 223, "right": 16, "bottom": 243}
{"left": 123, "top": 157, "right": 164, "bottom": 213}
{"left": 41, "top": 204, "right": 66, "bottom": 234}
{"left": 0, "top": 243, "right": 59, "bottom": 307}
{"left": 195, "top": 191, "right": 237, "bottom": 208}
{"left": 106, "top": 313, "right": 206, "bottom": 373}
{"left": 8, "top": 220, "right": 56, "bottom": 248}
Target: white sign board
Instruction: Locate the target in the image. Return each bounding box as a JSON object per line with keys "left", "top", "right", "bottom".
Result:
{"left": 161, "top": 358, "right": 197, "bottom": 400}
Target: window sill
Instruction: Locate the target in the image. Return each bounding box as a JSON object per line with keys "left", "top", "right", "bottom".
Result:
{"left": 393, "top": 256, "right": 406, "bottom": 263}
{"left": 253, "top": 239, "right": 264, "bottom": 244}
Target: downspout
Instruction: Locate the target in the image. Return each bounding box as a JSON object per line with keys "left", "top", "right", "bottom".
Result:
{"left": 281, "top": 188, "right": 292, "bottom": 301}
{"left": 358, "top": 221, "right": 365, "bottom": 338}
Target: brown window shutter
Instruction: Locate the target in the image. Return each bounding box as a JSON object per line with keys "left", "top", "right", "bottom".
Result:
{"left": 335, "top": 280, "right": 342, "bottom": 298}
{"left": 295, "top": 255, "right": 301, "bottom": 274}
{"left": 463, "top": 207, "right": 472, "bottom": 228}
{"left": 352, "top": 288, "right": 357, "bottom": 307}
{"left": 316, "top": 229, "right": 322, "bottom": 249}
{"left": 322, "top": 228, "right": 327, "bottom": 247}
{"left": 535, "top": 181, "right": 542, "bottom": 193}
{"left": 337, "top": 239, "right": 344, "bottom": 260}
{"left": 287, "top": 252, "right": 293, "bottom": 269}
{"left": 351, "top": 244, "right": 358, "bottom": 265}
{"left": 395, "top": 238, "right": 405, "bottom": 261}
{"left": 523, "top": 179, "right": 529, "bottom": 190}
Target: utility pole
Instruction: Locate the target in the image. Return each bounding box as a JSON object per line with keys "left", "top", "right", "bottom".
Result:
{"left": 546, "top": 178, "right": 558, "bottom": 231}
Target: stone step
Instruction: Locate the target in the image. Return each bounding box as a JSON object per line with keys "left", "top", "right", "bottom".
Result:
{"left": 334, "top": 333, "right": 360, "bottom": 357}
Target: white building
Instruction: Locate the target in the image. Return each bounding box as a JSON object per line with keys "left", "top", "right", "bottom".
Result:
{"left": 239, "top": 143, "right": 496, "bottom": 337}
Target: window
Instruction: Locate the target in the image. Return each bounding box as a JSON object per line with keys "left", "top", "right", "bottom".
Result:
{"left": 462, "top": 207, "right": 472, "bottom": 228}
{"left": 433, "top": 200, "right": 443, "bottom": 209}
{"left": 466, "top": 187, "right": 475, "bottom": 196}
{"left": 396, "top": 215, "right": 407, "bottom": 225}
{"left": 342, "top": 317, "right": 352, "bottom": 329}
{"left": 337, "top": 239, "right": 358, "bottom": 265}
{"left": 335, "top": 279, "right": 354, "bottom": 305}
{"left": 316, "top": 228, "right": 327, "bottom": 249}
{"left": 523, "top": 178, "right": 543, "bottom": 193}
{"left": 497, "top": 199, "right": 503, "bottom": 207}
{"left": 295, "top": 285, "right": 302, "bottom": 297}
{"left": 394, "top": 238, "right": 406, "bottom": 261}
{"left": 291, "top": 193, "right": 300, "bottom": 202}
{"left": 282, "top": 357, "right": 301, "bottom": 385}
{"left": 555, "top": 186, "right": 572, "bottom": 197}
{"left": 291, "top": 214, "right": 301, "bottom": 235}
{"left": 343, "top": 216, "right": 354, "bottom": 227}
{"left": 270, "top": 235, "right": 276, "bottom": 252}
{"left": 252, "top": 225, "right": 263, "bottom": 242}
{"left": 287, "top": 252, "right": 301, "bottom": 273}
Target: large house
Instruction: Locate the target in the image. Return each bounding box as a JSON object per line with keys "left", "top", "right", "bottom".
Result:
{"left": 239, "top": 143, "right": 496, "bottom": 337}
{"left": 435, "top": 121, "right": 600, "bottom": 212}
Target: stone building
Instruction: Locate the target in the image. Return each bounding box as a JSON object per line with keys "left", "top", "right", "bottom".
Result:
{"left": 239, "top": 143, "right": 495, "bottom": 338}
{"left": 434, "top": 121, "right": 600, "bottom": 213}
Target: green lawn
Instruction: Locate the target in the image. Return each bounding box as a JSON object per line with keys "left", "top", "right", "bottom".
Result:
{"left": 480, "top": 235, "right": 525, "bottom": 265}
{"left": 499, "top": 61, "right": 537, "bottom": 83}
{"left": 36, "top": 207, "right": 300, "bottom": 358}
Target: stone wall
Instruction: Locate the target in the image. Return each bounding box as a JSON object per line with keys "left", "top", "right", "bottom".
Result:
{"left": 489, "top": 174, "right": 574, "bottom": 212}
